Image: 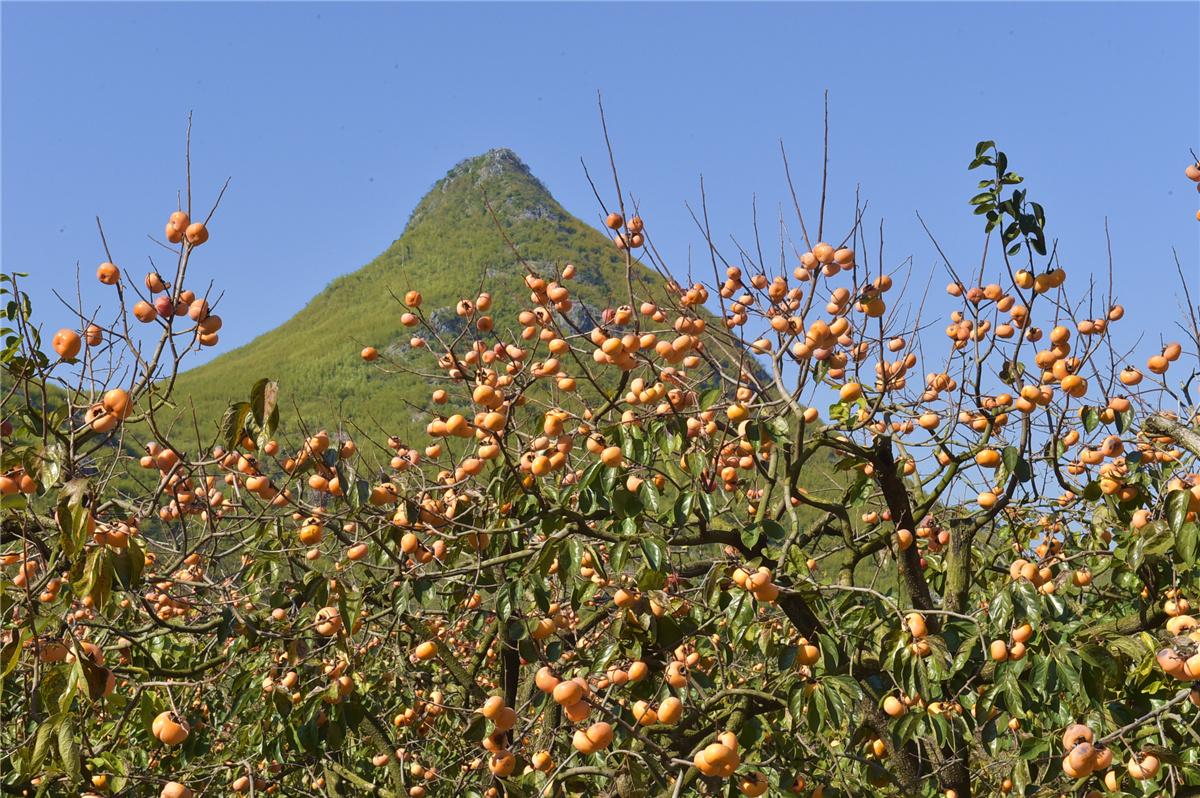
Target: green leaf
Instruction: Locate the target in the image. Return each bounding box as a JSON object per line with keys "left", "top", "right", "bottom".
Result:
{"left": 1167, "top": 490, "right": 1190, "bottom": 534}
{"left": 612, "top": 488, "right": 643, "bottom": 518}
{"left": 1077, "top": 644, "right": 1119, "bottom": 682}
{"left": 249, "top": 378, "right": 280, "bottom": 448}
{"left": 1001, "top": 446, "right": 1032, "bottom": 482}
{"left": 111, "top": 535, "right": 145, "bottom": 590}
{"left": 32, "top": 716, "right": 58, "bottom": 770}
{"left": 58, "top": 716, "right": 80, "bottom": 783}
{"left": 1176, "top": 522, "right": 1198, "bottom": 568}
{"left": 761, "top": 519, "right": 787, "bottom": 543}
{"left": 640, "top": 537, "right": 666, "bottom": 572}
{"left": 637, "top": 480, "right": 660, "bottom": 514}
{"left": 219, "top": 402, "right": 252, "bottom": 450}
{"left": 741, "top": 525, "right": 761, "bottom": 549}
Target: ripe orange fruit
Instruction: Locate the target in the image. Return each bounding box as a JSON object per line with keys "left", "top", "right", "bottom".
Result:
{"left": 102, "top": 388, "right": 133, "bottom": 420}
{"left": 534, "top": 666, "right": 560, "bottom": 693}
{"left": 703, "top": 742, "right": 737, "bottom": 769}
{"left": 839, "top": 382, "right": 862, "bottom": 403}
{"left": 905, "top": 613, "right": 928, "bottom": 638}
{"left": 490, "top": 706, "right": 517, "bottom": 733}
{"left": 133, "top": 301, "right": 157, "bottom": 323}
{"left": 1061, "top": 723, "right": 1094, "bottom": 751}
{"left": 96, "top": 262, "right": 120, "bottom": 285}
{"left": 975, "top": 449, "right": 1002, "bottom": 468}
{"left": 582, "top": 721, "right": 613, "bottom": 750}
{"left": 166, "top": 211, "right": 191, "bottom": 243}
{"left": 52, "top": 329, "right": 82, "bottom": 359}
{"left": 152, "top": 711, "right": 190, "bottom": 746}
{"left": 738, "top": 772, "right": 768, "bottom": 796}
{"left": 605, "top": 212, "right": 624, "bottom": 230}
{"left": 488, "top": 750, "right": 516, "bottom": 777}
{"left": 314, "top": 607, "right": 342, "bottom": 636}
{"left": 480, "top": 696, "right": 505, "bottom": 720}
{"left": 552, "top": 679, "right": 583, "bottom": 706}
{"left": 795, "top": 638, "right": 820, "bottom": 666}
{"left": 361, "top": 346, "right": 379, "bottom": 361}
{"left": 184, "top": 222, "right": 209, "bottom": 246}
{"left": 160, "top": 782, "right": 193, "bottom": 798}
{"left": 1127, "top": 752, "right": 1160, "bottom": 780}
{"left": 657, "top": 696, "right": 683, "bottom": 724}
{"left": 563, "top": 699, "right": 590, "bottom": 722}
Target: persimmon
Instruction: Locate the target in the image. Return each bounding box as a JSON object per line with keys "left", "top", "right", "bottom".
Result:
{"left": 85, "top": 403, "right": 119, "bottom": 433}
{"left": 133, "top": 301, "right": 157, "bottom": 322}
{"left": 599, "top": 446, "right": 623, "bottom": 467}
{"left": 96, "top": 262, "right": 120, "bottom": 284}
{"left": 166, "top": 210, "right": 190, "bottom": 240}
{"left": 160, "top": 783, "right": 193, "bottom": 798}
{"left": 605, "top": 212, "right": 624, "bottom": 230}
{"left": 1093, "top": 744, "right": 1113, "bottom": 771}
{"left": 702, "top": 741, "right": 738, "bottom": 771}
{"left": 657, "top": 696, "right": 683, "bottom": 724}
{"left": 905, "top": 612, "right": 928, "bottom": 638}
{"left": 795, "top": 638, "right": 820, "bottom": 666}
{"left": 1166, "top": 614, "right": 1197, "bottom": 635}
{"left": 52, "top": 329, "right": 81, "bottom": 359}
{"left": 1061, "top": 723, "right": 1094, "bottom": 750}
{"left": 153, "top": 711, "right": 190, "bottom": 746}
{"left": 479, "top": 695, "right": 505, "bottom": 720}
{"left": 975, "top": 449, "right": 1002, "bottom": 468}
{"left": 488, "top": 750, "right": 516, "bottom": 777}
{"left": 582, "top": 721, "right": 613, "bottom": 749}
{"left": 314, "top": 606, "right": 342, "bottom": 636}
{"left": 552, "top": 679, "right": 584, "bottom": 706}
{"left": 839, "top": 382, "right": 862, "bottom": 403}
{"left": 563, "top": 699, "right": 590, "bottom": 722}
{"left": 738, "top": 772, "right": 768, "bottom": 796}
{"left": 490, "top": 706, "right": 517, "bottom": 733}
{"left": 1065, "top": 742, "right": 1096, "bottom": 776}
{"left": 102, "top": 388, "right": 133, "bottom": 419}
{"left": 666, "top": 660, "right": 689, "bottom": 687}
{"left": 185, "top": 221, "right": 209, "bottom": 246}
{"left": 1126, "top": 752, "right": 1160, "bottom": 780}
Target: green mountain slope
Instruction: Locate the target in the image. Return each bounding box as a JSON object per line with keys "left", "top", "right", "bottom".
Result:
{"left": 167, "top": 149, "right": 683, "bottom": 441}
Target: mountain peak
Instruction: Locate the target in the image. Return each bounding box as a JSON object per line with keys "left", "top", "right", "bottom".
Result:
{"left": 408, "top": 147, "right": 566, "bottom": 228}
{"left": 451, "top": 147, "right": 535, "bottom": 182}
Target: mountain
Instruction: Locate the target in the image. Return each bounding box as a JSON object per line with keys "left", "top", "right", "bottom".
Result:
{"left": 166, "top": 148, "right": 687, "bottom": 444}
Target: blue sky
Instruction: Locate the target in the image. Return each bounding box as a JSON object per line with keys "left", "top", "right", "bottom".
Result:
{"left": 3, "top": 2, "right": 1197, "bottom": 368}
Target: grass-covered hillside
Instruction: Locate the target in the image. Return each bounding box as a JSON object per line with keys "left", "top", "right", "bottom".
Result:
{"left": 167, "top": 148, "right": 678, "bottom": 443}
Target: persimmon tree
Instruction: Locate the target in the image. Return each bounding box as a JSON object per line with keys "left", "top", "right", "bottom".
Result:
{"left": 3, "top": 128, "right": 1200, "bottom": 798}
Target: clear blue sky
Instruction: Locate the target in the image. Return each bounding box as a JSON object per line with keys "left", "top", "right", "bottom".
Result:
{"left": 3, "top": 2, "right": 1197, "bottom": 368}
